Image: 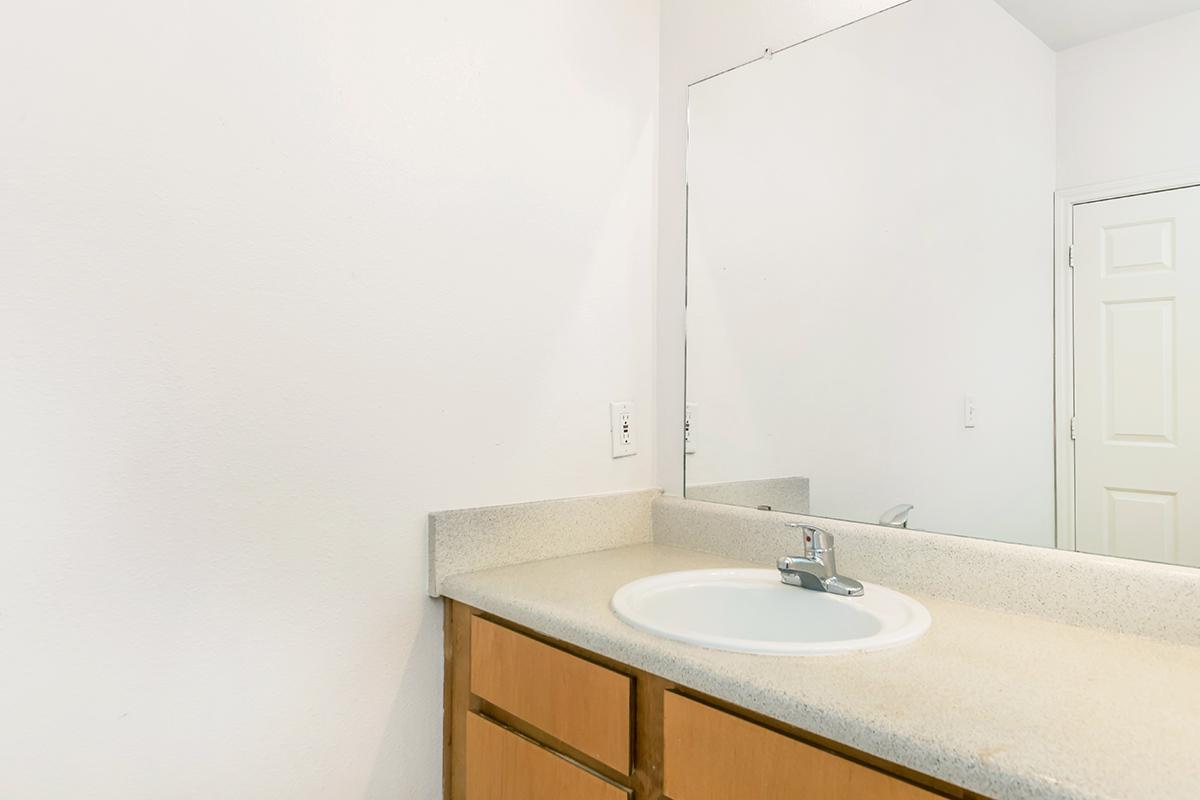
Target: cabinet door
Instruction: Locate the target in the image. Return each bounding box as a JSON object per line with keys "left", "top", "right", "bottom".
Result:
{"left": 663, "top": 693, "right": 944, "bottom": 800}
{"left": 470, "top": 616, "right": 632, "bottom": 773}
{"left": 466, "top": 714, "right": 629, "bottom": 800}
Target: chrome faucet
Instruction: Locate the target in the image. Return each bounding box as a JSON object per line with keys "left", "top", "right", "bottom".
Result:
{"left": 777, "top": 523, "right": 864, "bottom": 597}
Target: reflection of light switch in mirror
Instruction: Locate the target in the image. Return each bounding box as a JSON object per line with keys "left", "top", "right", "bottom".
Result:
{"left": 685, "top": 403, "right": 697, "bottom": 454}
{"left": 964, "top": 396, "right": 978, "bottom": 429}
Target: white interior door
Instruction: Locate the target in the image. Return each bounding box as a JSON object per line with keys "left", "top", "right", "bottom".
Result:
{"left": 1073, "top": 186, "right": 1200, "bottom": 567}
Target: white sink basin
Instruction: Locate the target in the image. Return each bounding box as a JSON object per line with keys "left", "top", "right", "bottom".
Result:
{"left": 611, "top": 569, "right": 930, "bottom": 656}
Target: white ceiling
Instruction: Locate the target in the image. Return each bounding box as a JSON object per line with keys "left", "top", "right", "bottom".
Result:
{"left": 994, "top": 0, "right": 1200, "bottom": 50}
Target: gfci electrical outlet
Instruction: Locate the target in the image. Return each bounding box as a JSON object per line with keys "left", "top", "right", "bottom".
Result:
{"left": 685, "top": 403, "right": 697, "bottom": 454}
{"left": 610, "top": 402, "right": 636, "bottom": 458}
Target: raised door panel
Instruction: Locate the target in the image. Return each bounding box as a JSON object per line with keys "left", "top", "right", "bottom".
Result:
{"left": 465, "top": 714, "right": 628, "bottom": 800}
{"left": 1104, "top": 299, "right": 1175, "bottom": 444}
{"left": 1104, "top": 488, "right": 1179, "bottom": 565}
{"left": 663, "top": 692, "right": 943, "bottom": 800}
{"left": 1104, "top": 218, "right": 1174, "bottom": 274}
{"left": 469, "top": 616, "right": 632, "bottom": 773}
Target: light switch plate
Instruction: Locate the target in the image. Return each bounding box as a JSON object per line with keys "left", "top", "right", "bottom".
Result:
{"left": 610, "top": 402, "right": 636, "bottom": 458}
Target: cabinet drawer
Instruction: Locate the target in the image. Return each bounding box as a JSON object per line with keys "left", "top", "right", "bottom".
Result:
{"left": 466, "top": 714, "right": 629, "bottom": 800}
{"left": 663, "top": 692, "right": 943, "bottom": 800}
{"left": 470, "top": 616, "right": 631, "bottom": 773}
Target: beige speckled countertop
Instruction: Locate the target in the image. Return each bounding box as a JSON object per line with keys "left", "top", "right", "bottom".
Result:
{"left": 440, "top": 543, "right": 1200, "bottom": 800}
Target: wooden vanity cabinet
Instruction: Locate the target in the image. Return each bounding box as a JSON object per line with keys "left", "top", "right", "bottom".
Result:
{"left": 469, "top": 616, "right": 632, "bottom": 774}
{"left": 465, "top": 714, "right": 629, "bottom": 800}
{"left": 663, "top": 693, "right": 941, "bottom": 800}
{"left": 444, "top": 600, "right": 983, "bottom": 800}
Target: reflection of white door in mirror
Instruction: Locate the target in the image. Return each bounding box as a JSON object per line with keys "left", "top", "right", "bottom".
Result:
{"left": 1072, "top": 186, "right": 1200, "bottom": 567}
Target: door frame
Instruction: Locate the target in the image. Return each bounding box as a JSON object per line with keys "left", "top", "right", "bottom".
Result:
{"left": 1053, "top": 166, "right": 1200, "bottom": 552}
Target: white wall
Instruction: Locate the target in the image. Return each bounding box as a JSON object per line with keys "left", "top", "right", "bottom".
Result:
{"left": 681, "top": 0, "right": 1057, "bottom": 546}
{"left": 656, "top": 0, "right": 908, "bottom": 496}
{"left": 1058, "top": 9, "right": 1200, "bottom": 189}
{"left": 0, "top": 2, "right": 659, "bottom": 797}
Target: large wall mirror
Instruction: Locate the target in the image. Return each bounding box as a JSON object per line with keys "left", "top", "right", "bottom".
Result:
{"left": 684, "top": 0, "right": 1200, "bottom": 567}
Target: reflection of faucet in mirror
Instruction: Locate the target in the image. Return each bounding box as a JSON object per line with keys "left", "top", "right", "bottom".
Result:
{"left": 880, "top": 504, "right": 914, "bottom": 529}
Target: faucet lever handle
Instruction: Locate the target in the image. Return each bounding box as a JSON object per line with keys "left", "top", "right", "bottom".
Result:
{"left": 784, "top": 522, "right": 834, "bottom": 557}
